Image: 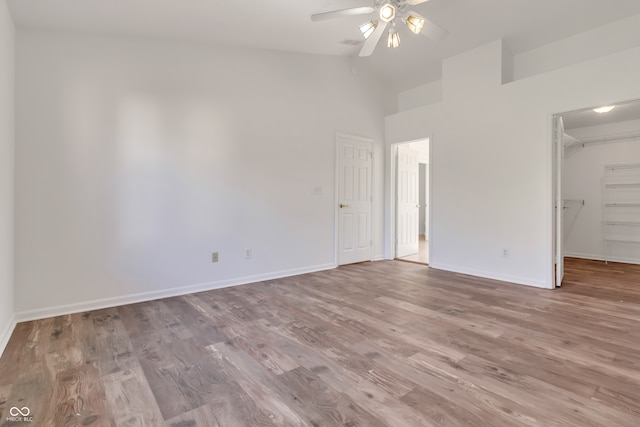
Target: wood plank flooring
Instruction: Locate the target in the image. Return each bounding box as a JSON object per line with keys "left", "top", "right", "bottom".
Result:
{"left": 1, "top": 258, "right": 640, "bottom": 426}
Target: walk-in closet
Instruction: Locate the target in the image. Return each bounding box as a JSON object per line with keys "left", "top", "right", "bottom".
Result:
{"left": 561, "top": 100, "right": 640, "bottom": 265}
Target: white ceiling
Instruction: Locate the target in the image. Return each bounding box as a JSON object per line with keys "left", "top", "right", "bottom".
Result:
{"left": 563, "top": 100, "right": 640, "bottom": 130}
{"left": 7, "top": 0, "right": 640, "bottom": 91}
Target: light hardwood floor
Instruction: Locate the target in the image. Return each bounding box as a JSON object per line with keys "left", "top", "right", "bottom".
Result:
{"left": 1, "top": 258, "right": 640, "bottom": 426}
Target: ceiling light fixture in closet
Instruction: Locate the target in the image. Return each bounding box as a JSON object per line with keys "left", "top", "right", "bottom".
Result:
{"left": 593, "top": 106, "right": 615, "bottom": 113}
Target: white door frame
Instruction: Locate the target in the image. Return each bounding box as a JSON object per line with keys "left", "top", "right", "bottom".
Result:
{"left": 389, "top": 137, "right": 432, "bottom": 260}
{"left": 554, "top": 115, "right": 565, "bottom": 287}
{"left": 335, "top": 132, "right": 374, "bottom": 266}
{"left": 423, "top": 162, "right": 430, "bottom": 240}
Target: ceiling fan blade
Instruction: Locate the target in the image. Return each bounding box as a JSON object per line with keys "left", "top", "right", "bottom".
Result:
{"left": 311, "top": 6, "right": 374, "bottom": 22}
{"left": 359, "top": 20, "right": 388, "bottom": 57}
{"left": 407, "top": 0, "right": 430, "bottom": 4}
{"left": 419, "top": 16, "right": 449, "bottom": 41}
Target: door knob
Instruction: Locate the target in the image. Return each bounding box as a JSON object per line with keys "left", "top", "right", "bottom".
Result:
{"left": 416, "top": 204, "right": 420, "bottom": 208}
{"left": 340, "top": 203, "right": 350, "bottom": 208}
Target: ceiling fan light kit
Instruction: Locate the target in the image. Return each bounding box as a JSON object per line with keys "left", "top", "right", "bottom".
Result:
{"left": 359, "top": 20, "right": 378, "bottom": 39}
{"left": 388, "top": 29, "right": 401, "bottom": 48}
{"left": 405, "top": 14, "right": 425, "bottom": 34}
{"left": 311, "top": 0, "right": 447, "bottom": 56}
{"left": 379, "top": 3, "right": 396, "bottom": 22}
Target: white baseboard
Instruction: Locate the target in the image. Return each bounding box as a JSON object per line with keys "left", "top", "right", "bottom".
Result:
{"left": 564, "top": 252, "right": 606, "bottom": 261}
{"left": 15, "top": 263, "right": 337, "bottom": 323}
{"left": 428, "top": 262, "right": 552, "bottom": 289}
{"left": 565, "top": 252, "right": 640, "bottom": 265}
{"left": 0, "top": 314, "right": 17, "bottom": 358}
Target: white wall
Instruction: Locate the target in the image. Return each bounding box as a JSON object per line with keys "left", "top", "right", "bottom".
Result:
{"left": 14, "top": 30, "right": 387, "bottom": 319}
{"left": 386, "top": 35, "right": 640, "bottom": 288}
{"left": 564, "top": 120, "right": 640, "bottom": 263}
{"left": 0, "top": 1, "right": 15, "bottom": 355}
{"left": 397, "top": 80, "right": 442, "bottom": 113}
{"left": 397, "top": 15, "right": 640, "bottom": 114}
{"left": 513, "top": 14, "right": 640, "bottom": 81}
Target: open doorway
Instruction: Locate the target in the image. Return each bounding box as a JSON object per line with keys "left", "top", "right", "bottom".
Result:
{"left": 394, "top": 139, "right": 429, "bottom": 265}
{"left": 553, "top": 99, "right": 640, "bottom": 287}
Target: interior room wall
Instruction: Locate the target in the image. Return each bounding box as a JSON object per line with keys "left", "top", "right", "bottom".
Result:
{"left": 385, "top": 32, "right": 640, "bottom": 288}
{"left": 14, "top": 30, "right": 387, "bottom": 320}
{"left": 563, "top": 119, "right": 640, "bottom": 263}
{"left": 0, "top": 0, "right": 16, "bottom": 354}
{"left": 513, "top": 14, "right": 640, "bottom": 81}
{"left": 397, "top": 80, "right": 442, "bottom": 113}
{"left": 397, "top": 15, "right": 640, "bottom": 115}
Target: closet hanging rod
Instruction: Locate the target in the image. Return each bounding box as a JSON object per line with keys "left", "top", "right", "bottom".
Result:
{"left": 580, "top": 131, "right": 640, "bottom": 146}
{"left": 604, "top": 202, "right": 640, "bottom": 207}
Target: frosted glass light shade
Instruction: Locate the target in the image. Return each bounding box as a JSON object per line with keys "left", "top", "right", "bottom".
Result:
{"left": 359, "top": 20, "right": 377, "bottom": 39}
{"left": 380, "top": 3, "right": 396, "bottom": 22}
{"left": 406, "top": 14, "right": 425, "bottom": 34}
{"left": 388, "top": 31, "right": 400, "bottom": 48}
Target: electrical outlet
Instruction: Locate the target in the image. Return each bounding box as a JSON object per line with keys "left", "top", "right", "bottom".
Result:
{"left": 502, "top": 248, "right": 509, "bottom": 258}
{"left": 245, "top": 248, "right": 252, "bottom": 259}
{"left": 212, "top": 252, "right": 219, "bottom": 263}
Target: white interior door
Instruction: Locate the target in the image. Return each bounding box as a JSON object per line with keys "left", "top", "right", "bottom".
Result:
{"left": 337, "top": 134, "right": 372, "bottom": 265}
{"left": 555, "top": 116, "right": 565, "bottom": 286}
{"left": 397, "top": 145, "right": 420, "bottom": 258}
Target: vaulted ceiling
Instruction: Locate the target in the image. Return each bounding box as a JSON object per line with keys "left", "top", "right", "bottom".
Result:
{"left": 8, "top": 0, "right": 640, "bottom": 91}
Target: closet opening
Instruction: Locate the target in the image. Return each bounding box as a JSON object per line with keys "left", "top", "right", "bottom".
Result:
{"left": 553, "top": 99, "right": 640, "bottom": 288}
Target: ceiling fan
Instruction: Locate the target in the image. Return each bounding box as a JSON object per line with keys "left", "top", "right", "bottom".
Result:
{"left": 311, "top": 0, "right": 448, "bottom": 57}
